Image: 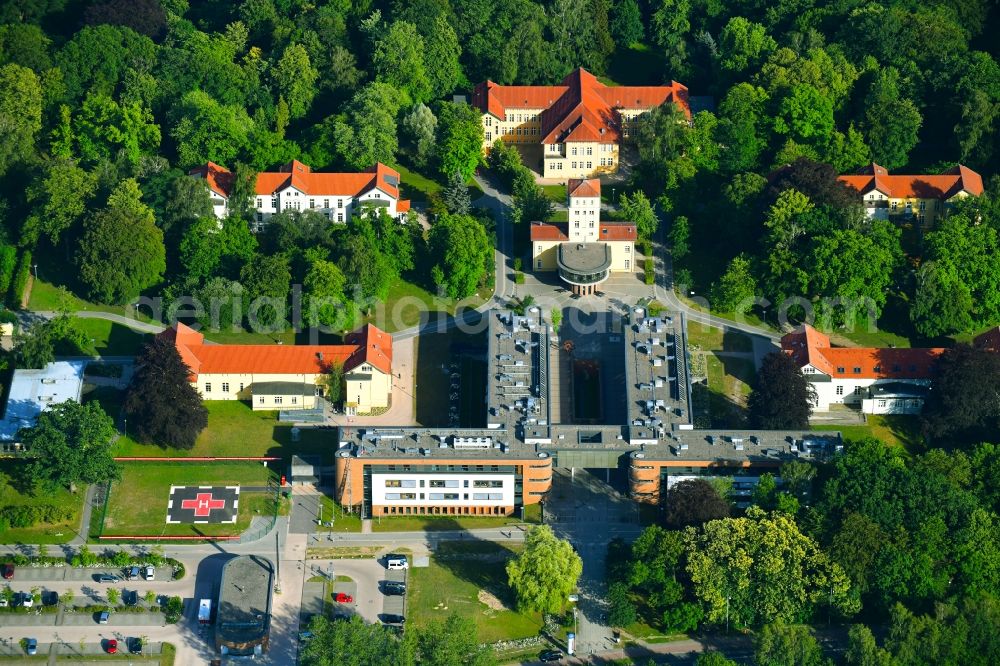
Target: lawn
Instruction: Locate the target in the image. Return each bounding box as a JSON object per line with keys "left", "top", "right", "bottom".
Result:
{"left": 84, "top": 396, "right": 337, "bottom": 463}
{"left": 541, "top": 183, "right": 567, "bottom": 204}
{"left": 361, "top": 277, "right": 487, "bottom": 334}
{"left": 813, "top": 415, "right": 924, "bottom": 454}
{"left": 392, "top": 163, "right": 483, "bottom": 204}
{"left": 315, "top": 495, "right": 363, "bottom": 533}
{"left": 98, "top": 462, "right": 276, "bottom": 538}
{"left": 69, "top": 318, "right": 150, "bottom": 356}
{"left": 408, "top": 541, "right": 542, "bottom": 644}
{"left": 686, "top": 323, "right": 753, "bottom": 353}
{"left": 0, "top": 460, "right": 85, "bottom": 544}
{"left": 371, "top": 508, "right": 540, "bottom": 532}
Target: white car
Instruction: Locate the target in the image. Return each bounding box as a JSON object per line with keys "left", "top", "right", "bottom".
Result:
{"left": 143, "top": 566, "right": 155, "bottom": 581}
{"left": 20, "top": 593, "right": 33, "bottom": 608}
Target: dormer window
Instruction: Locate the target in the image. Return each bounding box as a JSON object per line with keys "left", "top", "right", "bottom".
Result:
{"left": 853, "top": 367, "right": 861, "bottom": 374}
{"left": 836, "top": 367, "right": 845, "bottom": 373}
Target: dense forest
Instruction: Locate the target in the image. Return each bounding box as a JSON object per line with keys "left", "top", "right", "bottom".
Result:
{"left": 0, "top": 0, "right": 997, "bottom": 341}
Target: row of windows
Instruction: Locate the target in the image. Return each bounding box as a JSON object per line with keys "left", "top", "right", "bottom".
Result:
{"left": 257, "top": 396, "right": 299, "bottom": 405}
{"left": 570, "top": 147, "right": 594, "bottom": 156}
{"left": 835, "top": 386, "right": 867, "bottom": 396}
{"left": 384, "top": 479, "right": 505, "bottom": 489}
{"left": 379, "top": 464, "right": 505, "bottom": 472}
{"left": 834, "top": 363, "right": 917, "bottom": 374}
{"left": 504, "top": 112, "right": 540, "bottom": 123}
{"left": 383, "top": 506, "right": 507, "bottom": 515}
{"left": 259, "top": 197, "right": 346, "bottom": 210}
{"left": 383, "top": 492, "right": 504, "bottom": 501}
{"left": 571, "top": 162, "right": 594, "bottom": 170}
{"left": 204, "top": 382, "right": 243, "bottom": 393}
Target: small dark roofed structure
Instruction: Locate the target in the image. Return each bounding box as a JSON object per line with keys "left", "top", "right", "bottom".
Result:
{"left": 217, "top": 555, "right": 273, "bottom": 657}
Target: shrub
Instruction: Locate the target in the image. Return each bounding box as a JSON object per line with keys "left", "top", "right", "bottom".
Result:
{"left": 0, "top": 503, "right": 73, "bottom": 528}
{"left": 8, "top": 249, "right": 31, "bottom": 309}
{"left": 164, "top": 596, "right": 183, "bottom": 624}
{"left": 644, "top": 258, "right": 655, "bottom": 285}
{"left": 0, "top": 244, "right": 15, "bottom": 297}
{"left": 514, "top": 272, "right": 525, "bottom": 284}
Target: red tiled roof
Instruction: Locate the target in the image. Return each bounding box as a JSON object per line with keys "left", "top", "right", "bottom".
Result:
{"left": 838, "top": 163, "right": 984, "bottom": 200}
{"left": 781, "top": 324, "right": 943, "bottom": 379}
{"left": 191, "top": 162, "right": 402, "bottom": 200}
{"left": 568, "top": 179, "right": 601, "bottom": 198}
{"left": 343, "top": 324, "right": 393, "bottom": 376}
{"left": 188, "top": 162, "right": 234, "bottom": 199}
{"left": 599, "top": 223, "right": 637, "bottom": 241}
{"left": 157, "top": 323, "right": 391, "bottom": 377}
{"left": 396, "top": 200, "right": 411, "bottom": 214}
{"left": 530, "top": 222, "right": 569, "bottom": 241}
{"left": 473, "top": 68, "right": 690, "bottom": 145}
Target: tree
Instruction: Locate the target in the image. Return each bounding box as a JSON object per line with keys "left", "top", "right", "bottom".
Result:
{"left": 415, "top": 613, "right": 495, "bottom": 666}
{"left": 911, "top": 261, "right": 974, "bottom": 337}
{"left": 158, "top": 174, "right": 215, "bottom": 236}
{"left": 76, "top": 180, "right": 166, "bottom": 304}
{"left": 300, "top": 615, "right": 408, "bottom": 666}
{"left": 374, "top": 21, "right": 431, "bottom": 104}
{"left": 273, "top": 43, "right": 318, "bottom": 119}
{"left": 0, "top": 64, "right": 43, "bottom": 174}
{"left": 922, "top": 345, "right": 1000, "bottom": 446}
{"left": 436, "top": 101, "right": 484, "bottom": 181}
{"left": 861, "top": 68, "right": 922, "bottom": 170}
{"left": 323, "top": 364, "right": 344, "bottom": 405}
{"left": 55, "top": 25, "right": 157, "bottom": 102}
{"left": 511, "top": 171, "right": 553, "bottom": 225}
{"left": 696, "top": 653, "right": 738, "bottom": 666}
{"left": 650, "top": 0, "right": 690, "bottom": 74}
{"left": 106, "top": 587, "right": 120, "bottom": 605}
{"left": 331, "top": 82, "right": 406, "bottom": 169}
{"left": 619, "top": 191, "right": 659, "bottom": 239}
{"left": 607, "top": 582, "right": 637, "bottom": 627}
{"left": 748, "top": 352, "right": 815, "bottom": 429}
{"left": 124, "top": 336, "right": 209, "bottom": 449}
{"left": 922, "top": 213, "right": 1000, "bottom": 328}
{"left": 548, "top": 0, "right": 603, "bottom": 75}
{"left": 845, "top": 624, "right": 893, "bottom": 666}
{"left": 303, "top": 258, "right": 353, "bottom": 330}
{"left": 401, "top": 103, "right": 437, "bottom": 168}
{"left": 170, "top": 90, "right": 253, "bottom": 168}
{"left": 84, "top": 0, "right": 167, "bottom": 38}
{"left": 610, "top": 0, "right": 643, "bottom": 46}
{"left": 711, "top": 255, "right": 757, "bottom": 313}
{"left": 441, "top": 171, "right": 472, "bottom": 216}
{"left": 779, "top": 460, "right": 816, "bottom": 498}
{"left": 24, "top": 159, "right": 99, "bottom": 245}
{"left": 506, "top": 525, "right": 583, "bottom": 614}
{"left": 668, "top": 215, "right": 690, "bottom": 260}
{"left": 717, "top": 83, "right": 770, "bottom": 173}
{"left": 774, "top": 85, "right": 834, "bottom": 145}
{"left": 755, "top": 623, "right": 829, "bottom": 666}
{"left": 664, "top": 479, "right": 730, "bottom": 528}
{"left": 240, "top": 255, "right": 291, "bottom": 330}
{"left": 685, "top": 507, "right": 856, "bottom": 628}
{"left": 718, "top": 18, "right": 776, "bottom": 74}
{"left": 74, "top": 93, "right": 160, "bottom": 169}
{"left": 20, "top": 401, "right": 120, "bottom": 491}
{"left": 428, "top": 213, "right": 492, "bottom": 299}
{"left": 424, "top": 15, "right": 464, "bottom": 99}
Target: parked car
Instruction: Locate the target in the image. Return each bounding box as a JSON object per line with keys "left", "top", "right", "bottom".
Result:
{"left": 105, "top": 639, "right": 118, "bottom": 654}
{"left": 385, "top": 554, "right": 408, "bottom": 570}
{"left": 381, "top": 614, "right": 405, "bottom": 625}
{"left": 24, "top": 638, "right": 36, "bottom": 656}
{"left": 333, "top": 592, "right": 353, "bottom": 603}
{"left": 97, "top": 610, "right": 110, "bottom": 624}
{"left": 20, "top": 593, "right": 33, "bottom": 608}
{"left": 383, "top": 581, "right": 406, "bottom": 596}
{"left": 95, "top": 574, "right": 121, "bottom": 583}
{"left": 143, "top": 566, "right": 155, "bottom": 581}
{"left": 128, "top": 637, "right": 143, "bottom": 655}
{"left": 126, "top": 566, "right": 140, "bottom": 581}
{"left": 0, "top": 597, "right": 7, "bottom": 608}
{"left": 2, "top": 563, "right": 13, "bottom": 580}
{"left": 540, "top": 648, "right": 563, "bottom": 662}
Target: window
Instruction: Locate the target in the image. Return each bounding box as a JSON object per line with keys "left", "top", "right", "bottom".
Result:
{"left": 485, "top": 117, "right": 491, "bottom": 127}
{"left": 891, "top": 201, "right": 898, "bottom": 211}
{"left": 239, "top": 383, "right": 244, "bottom": 392}
{"left": 309, "top": 199, "right": 315, "bottom": 208}
{"left": 258, "top": 396, "right": 264, "bottom": 404}
{"left": 291, "top": 397, "right": 297, "bottom": 404}
{"left": 589, "top": 222, "right": 595, "bottom": 228}
{"left": 338, "top": 199, "right": 343, "bottom": 208}
{"left": 324, "top": 199, "right": 329, "bottom": 208}
{"left": 873, "top": 365, "right": 881, "bottom": 373}
{"left": 205, "top": 383, "right": 212, "bottom": 393}
{"left": 473, "top": 480, "right": 503, "bottom": 488}
{"left": 836, "top": 367, "right": 845, "bottom": 373}
{"left": 536, "top": 260, "right": 542, "bottom": 269}
{"left": 385, "top": 493, "right": 400, "bottom": 500}
{"left": 256, "top": 198, "right": 262, "bottom": 209}
{"left": 587, "top": 161, "right": 592, "bottom": 169}
{"left": 586, "top": 147, "right": 593, "bottom": 155}
{"left": 853, "top": 367, "right": 861, "bottom": 374}
{"left": 430, "top": 480, "right": 445, "bottom": 488}
{"left": 854, "top": 387, "right": 863, "bottom": 395}
{"left": 257, "top": 212, "right": 263, "bottom": 222}
{"left": 271, "top": 196, "right": 277, "bottom": 209}
{"left": 625, "top": 260, "right": 630, "bottom": 269}
{"left": 574, "top": 222, "right": 580, "bottom": 228}
{"left": 571, "top": 147, "right": 577, "bottom": 156}
{"left": 572, "top": 162, "right": 577, "bottom": 169}
{"left": 486, "top": 131, "right": 492, "bottom": 141}
{"left": 625, "top": 244, "right": 631, "bottom": 253}
{"left": 274, "top": 396, "right": 282, "bottom": 405}
{"left": 919, "top": 201, "right": 926, "bottom": 211}
{"left": 516, "top": 128, "right": 522, "bottom": 135}
{"left": 385, "top": 480, "right": 402, "bottom": 487}
{"left": 878, "top": 400, "right": 887, "bottom": 408}
{"left": 337, "top": 213, "right": 344, "bottom": 222}
{"left": 221, "top": 382, "right": 229, "bottom": 393}
{"left": 399, "top": 493, "right": 416, "bottom": 500}
{"left": 836, "top": 385, "right": 844, "bottom": 396}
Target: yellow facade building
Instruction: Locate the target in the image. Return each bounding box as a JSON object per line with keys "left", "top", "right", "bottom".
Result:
{"left": 838, "top": 163, "right": 983, "bottom": 226}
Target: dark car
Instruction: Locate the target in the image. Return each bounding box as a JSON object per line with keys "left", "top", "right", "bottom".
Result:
{"left": 125, "top": 566, "right": 140, "bottom": 581}
{"left": 129, "top": 637, "right": 143, "bottom": 655}
{"left": 95, "top": 573, "right": 120, "bottom": 583}
{"left": 381, "top": 614, "right": 405, "bottom": 625}
{"left": 540, "top": 649, "right": 563, "bottom": 662}
{"left": 1, "top": 563, "right": 13, "bottom": 580}
{"left": 383, "top": 581, "right": 406, "bottom": 596}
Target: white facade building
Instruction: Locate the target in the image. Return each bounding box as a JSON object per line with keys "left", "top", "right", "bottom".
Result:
{"left": 191, "top": 161, "right": 411, "bottom": 231}
{"left": 371, "top": 472, "right": 516, "bottom": 514}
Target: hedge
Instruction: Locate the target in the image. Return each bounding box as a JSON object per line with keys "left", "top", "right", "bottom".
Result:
{"left": 8, "top": 249, "right": 31, "bottom": 309}
{"left": 0, "top": 244, "right": 16, "bottom": 296}
{"left": 644, "top": 258, "right": 655, "bottom": 285}
{"left": 0, "top": 503, "right": 74, "bottom": 528}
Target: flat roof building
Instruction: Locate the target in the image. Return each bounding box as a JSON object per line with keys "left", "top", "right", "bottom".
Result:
{"left": 0, "top": 361, "right": 86, "bottom": 441}
{"left": 217, "top": 555, "right": 273, "bottom": 658}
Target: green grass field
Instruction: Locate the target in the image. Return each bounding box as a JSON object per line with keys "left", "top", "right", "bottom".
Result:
{"left": 813, "top": 415, "right": 924, "bottom": 454}
{"left": 541, "top": 183, "right": 567, "bottom": 204}
{"left": 371, "top": 506, "right": 541, "bottom": 532}
{"left": 84, "top": 397, "right": 336, "bottom": 462}
{"left": 685, "top": 323, "right": 753, "bottom": 353}
{"left": 0, "top": 460, "right": 85, "bottom": 544}
{"left": 70, "top": 318, "right": 151, "bottom": 356}
{"left": 99, "top": 462, "right": 275, "bottom": 538}
{"left": 392, "top": 163, "right": 483, "bottom": 203}
{"left": 408, "top": 541, "right": 542, "bottom": 643}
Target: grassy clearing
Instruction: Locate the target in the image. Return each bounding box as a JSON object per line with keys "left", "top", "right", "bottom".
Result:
{"left": 541, "top": 183, "right": 566, "bottom": 204}
{"left": 70, "top": 318, "right": 150, "bottom": 356}
{"left": 315, "top": 495, "right": 363, "bottom": 533}
{"left": 361, "top": 277, "right": 486, "bottom": 334}
{"left": 704, "top": 355, "right": 754, "bottom": 428}
{"left": 813, "top": 415, "right": 924, "bottom": 453}
{"left": 0, "top": 460, "right": 85, "bottom": 544}
{"left": 408, "top": 542, "right": 542, "bottom": 643}
{"left": 371, "top": 511, "right": 540, "bottom": 532}
{"left": 685, "top": 323, "right": 753, "bottom": 353}
{"left": 84, "top": 397, "right": 336, "bottom": 462}
{"left": 392, "top": 163, "right": 482, "bottom": 203}
{"left": 100, "top": 462, "right": 275, "bottom": 538}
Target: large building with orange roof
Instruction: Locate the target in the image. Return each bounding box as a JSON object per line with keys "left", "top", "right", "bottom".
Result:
{"left": 472, "top": 68, "right": 689, "bottom": 179}
{"left": 158, "top": 323, "right": 392, "bottom": 415}
{"left": 530, "top": 179, "right": 637, "bottom": 294}
{"left": 190, "top": 160, "right": 411, "bottom": 231}
{"left": 837, "top": 162, "right": 983, "bottom": 226}
{"left": 781, "top": 324, "right": 944, "bottom": 414}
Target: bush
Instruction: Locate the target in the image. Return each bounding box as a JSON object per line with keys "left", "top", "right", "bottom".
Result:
{"left": 644, "top": 258, "right": 655, "bottom": 285}
{"left": 0, "top": 244, "right": 15, "bottom": 297}
{"left": 0, "top": 503, "right": 73, "bottom": 528}
{"left": 8, "top": 249, "right": 31, "bottom": 309}
{"left": 164, "top": 596, "right": 183, "bottom": 623}
{"left": 514, "top": 272, "right": 525, "bottom": 284}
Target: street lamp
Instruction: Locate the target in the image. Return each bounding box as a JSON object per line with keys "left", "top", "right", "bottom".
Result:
{"left": 567, "top": 594, "right": 579, "bottom": 655}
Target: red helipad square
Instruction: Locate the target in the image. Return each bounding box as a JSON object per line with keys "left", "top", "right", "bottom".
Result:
{"left": 166, "top": 486, "right": 239, "bottom": 524}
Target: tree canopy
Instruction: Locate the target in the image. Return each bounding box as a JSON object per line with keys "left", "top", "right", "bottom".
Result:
{"left": 20, "top": 400, "right": 120, "bottom": 491}
{"left": 506, "top": 525, "right": 582, "bottom": 614}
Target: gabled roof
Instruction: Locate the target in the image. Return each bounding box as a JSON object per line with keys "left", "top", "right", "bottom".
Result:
{"left": 568, "top": 178, "right": 601, "bottom": 198}
{"left": 838, "top": 163, "right": 984, "bottom": 200}
{"left": 188, "top": 162, "right": 234, "bottom": 199}
{"left": 473, "top": 68, "right": 690, "bottom": 145}
{"left": 599, "top": 223, "right": 637, "bottom": 241}
{"left": 190, "top": 162, "right": 403, "bottom": 200}
{"left": 781, "top": 324, "right": 943, "bottom": 380}
{"left": 157, "top": 323, "right": 391, "bottom": 377}
{"left": 530, "top": 222, "right": 569, "bottom": 242}
{"left": 343, "top": 324, "right": 393, "bottom": 376}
